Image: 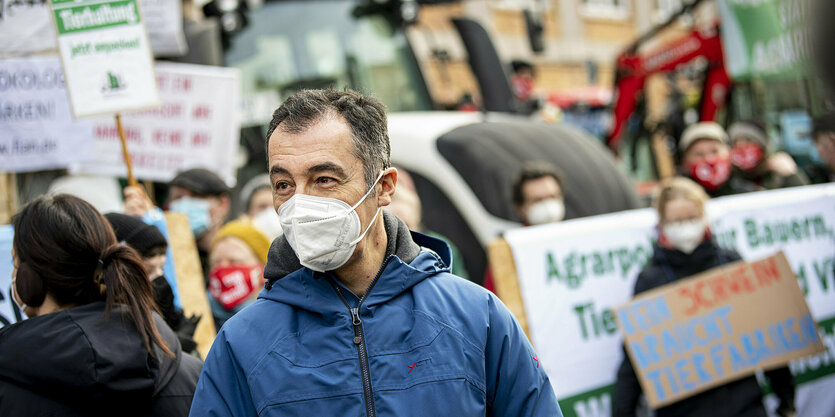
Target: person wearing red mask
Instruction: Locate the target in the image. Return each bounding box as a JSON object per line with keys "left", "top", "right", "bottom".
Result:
{"left": 678, "top": 122, "right": 760, "bottom": 197}
{"left": 728, "top": 120, "right": 808, "bottom": 189}
{"left": 207, "top": 220, "right": 270, "bottom": 329}
{"left": 613, "top": 177, "right": 796, "bottom": 417}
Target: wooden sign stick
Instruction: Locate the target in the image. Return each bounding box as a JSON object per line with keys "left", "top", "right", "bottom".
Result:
{"left": 115, "top": 114, "right": 138, "bottom": 187}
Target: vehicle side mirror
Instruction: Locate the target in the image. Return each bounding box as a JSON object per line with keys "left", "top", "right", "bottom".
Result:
{"left": 524, "top": 9, "right": 545, "bottom": 54}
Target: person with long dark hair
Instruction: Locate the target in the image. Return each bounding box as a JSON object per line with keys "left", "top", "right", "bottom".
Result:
{"left": 0, "top": 194, "right": 201, "bottom": 416}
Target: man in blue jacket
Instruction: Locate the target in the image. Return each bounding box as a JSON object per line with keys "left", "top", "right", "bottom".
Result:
{"left": 188, "top": 89, "right": 562, "bottom": 417}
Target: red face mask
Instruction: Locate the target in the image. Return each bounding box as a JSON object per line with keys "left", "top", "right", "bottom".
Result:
{"left": 688, "top": 155, "right": 731, "bottom": 190}
{"left": 731, "top": 143, "right": 764, "bottom": 172}
{"left": 209, "top": 264, "right": 264, "bottom": 310}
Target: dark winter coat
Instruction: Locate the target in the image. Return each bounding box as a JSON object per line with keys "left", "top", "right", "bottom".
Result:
{"left": 0, "top": 302, "right": 202, "bottom": 416}
{"left": 612, "top": 240, "right": 796, "bottom": 417}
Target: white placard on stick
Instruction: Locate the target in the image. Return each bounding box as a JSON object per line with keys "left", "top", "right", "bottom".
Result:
{"left": 71, "top": 62, "right": 240, "bottom": 186}
{"left": 50, "top": 0, "right": 160, "bottom": 117}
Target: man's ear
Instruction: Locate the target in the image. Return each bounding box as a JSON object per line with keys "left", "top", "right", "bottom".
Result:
{"left": 216, "top": 194, "right": 232, "bottom": 219}
{"left": 515, "top": 203, "right": 526, "bottom": 223}
{"left": 377, "top": 167, "right": 398, "bottom": 207}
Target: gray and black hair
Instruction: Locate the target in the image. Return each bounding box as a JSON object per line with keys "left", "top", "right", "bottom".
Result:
{"left": 266, "top": 89, "right": 391, "bottom": 188}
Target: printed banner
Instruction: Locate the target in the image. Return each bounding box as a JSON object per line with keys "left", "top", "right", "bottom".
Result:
{"left": 617, "top": 253, "right": 824, "bottom": 408}
{"left": 503, "top": 184, "right": 835, "bottom": 417}
{"left": 717, "top": 0, "right": 811, "bottom": 80}
{"left": 141, "top": 0, "right": 187, "bottom": 57}
{"left": 0, "top": 0, "right": 56, "bottom": 56}
{"left": 51, "top": 0, "right": 160, "bottom": 117}
{"left": 71, "top": 62, "right": 240, "bottom": 186}
{"left": 0, "top": 55, "right": 94, "bottom": 172}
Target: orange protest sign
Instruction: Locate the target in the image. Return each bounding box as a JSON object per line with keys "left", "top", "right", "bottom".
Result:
{"left": 615, "top": 251, "right": 824, "bottom": 408}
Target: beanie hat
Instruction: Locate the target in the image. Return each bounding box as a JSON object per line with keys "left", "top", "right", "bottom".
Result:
{"left": 170, "top": 168, "right": 229, "bottom": 196}
{"left": 728, "top": 121, "right": 769, "bottom": 150}
{"left": 239, "top": 174, "right": 272, "bottom": 213}
{"left": 679, "top": 122, "right": 730, "bottom": 153}
{"left": 104, "top": 213, "right": 168, "bottom": 257}
{"left": 212, "top": 220, "right": 270, "bottom": 264}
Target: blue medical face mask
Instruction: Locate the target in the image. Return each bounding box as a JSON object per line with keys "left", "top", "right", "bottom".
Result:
{"left": 169, "top": 197, "right": 212, "bottom": 237}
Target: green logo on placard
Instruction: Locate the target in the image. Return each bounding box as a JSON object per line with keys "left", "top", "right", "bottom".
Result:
{"left": 102, "top": 71, "right": 126, "bottom": 93}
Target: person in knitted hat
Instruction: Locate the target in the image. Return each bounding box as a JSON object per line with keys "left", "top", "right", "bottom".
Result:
{"left": 677, "top": 122, "right": 760, "bottom": 197}
{"left": 104, "top": 213, "right": 199, "bottom": 353}
{"left": 238, "top": 174, "right": 283, "bottom": 241}
{"left": 207, "top": 220, "right": 270, "bottom": 329}
{"left": 728, "top": 120, "right": 808, "bottom": 189}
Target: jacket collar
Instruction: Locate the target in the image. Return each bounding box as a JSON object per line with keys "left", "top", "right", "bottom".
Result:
{"left": 259, "top": 211, "right": 453, "bottom": 312}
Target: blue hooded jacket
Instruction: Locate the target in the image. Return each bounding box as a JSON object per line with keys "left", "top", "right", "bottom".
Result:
{"left": 189, "top": 212, "right": 561, "bottom": 416}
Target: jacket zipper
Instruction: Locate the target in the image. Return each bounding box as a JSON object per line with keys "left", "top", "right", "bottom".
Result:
{"left": 329, "top": 256, "right": 393, "bottom": 417}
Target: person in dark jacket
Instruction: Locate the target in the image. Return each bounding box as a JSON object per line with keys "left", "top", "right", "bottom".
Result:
{"left": 104, "top": 212, "right": 199, "bottom": 353}
{"left": 188, "top": 89, "right": 561, "bottom": 416}
{"left": 0, "top": 194, "right": 202, "bottom": 416}
{"left": 728, "top": 120, "right": 809, "bottom": 189}
{"left": 612, "top": 177, "right": 796, "bottom": 417}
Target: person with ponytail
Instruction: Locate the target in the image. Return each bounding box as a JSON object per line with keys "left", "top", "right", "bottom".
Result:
{"left": 0, "top": 194, "right": 202, "bottom": 416}
{"left": 612, "top": 178, "right": 796, "bottom": 417}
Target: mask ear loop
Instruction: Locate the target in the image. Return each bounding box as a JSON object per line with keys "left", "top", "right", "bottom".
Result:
{"left": 10, "top": 275, "right": 28, "bottom": 312}
{"left": 347, "top": 170, "right": 388, "bottom": 212}
{"left": 346, "top": 169, "right": 390, "bottom": 246}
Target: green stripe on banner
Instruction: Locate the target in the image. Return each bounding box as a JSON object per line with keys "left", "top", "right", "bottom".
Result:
{"left": 53, "top": 0, "right": 139, "bottom": 34}
{"left": 558, "top": 385, "right": 614, "bottom": 417}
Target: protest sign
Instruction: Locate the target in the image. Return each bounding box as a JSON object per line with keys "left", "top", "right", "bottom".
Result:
{"left": 141, "top": 0, "right": 187, "bottom": 57}
{"left": 0, "top": 55, "right": 94, "bottom": 172}
{"left": 496, "top": 183, "right": 835, "bottom": 417}
{"left": 71, "top": 62, "right": 240, "bottom": 186}
{"left": 0, "top": 0, "right": 57, "bottom": 56}
{"left": 51, "top": 0, "right": 159, "bottom": 117}
{"left": 616, "top": 252, "right": 824, "bottom": 408}
{"left": 165, "top": 212, "right": 215, "bottom": 359}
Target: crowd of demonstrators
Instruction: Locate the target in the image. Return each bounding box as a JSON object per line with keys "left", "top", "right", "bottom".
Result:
{"left": 207, "top": 221, "right": 270, "bottom": 329}
{"left": 1, "top": 195, "right": 201, "bottom": 416}
{"left": 728, "top": 120, "right": 809, "bottom": 189}
{"left": 384, "top": 168, "right": 470, "bottom": 278}
{"left": 676, "top": 122, "right": 761, "bottom": 197}
{"left": 809, "top": 112, "right": 835, "bottom": 183}
{"left": 104, "top": 212, "right": 199, "bottom": 353}
{"left": 612, "top": 177, "right": 796, "bottom": 417}
{"left": 188, "top": 89, "right": 562, "bottom": 416}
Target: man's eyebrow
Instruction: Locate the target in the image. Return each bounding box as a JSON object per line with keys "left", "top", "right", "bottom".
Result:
{"left": 270, "top": 166, "right": 290, "bottom": 177}
{"left": 307, "top": 162, "right": 347, "bottom": 179}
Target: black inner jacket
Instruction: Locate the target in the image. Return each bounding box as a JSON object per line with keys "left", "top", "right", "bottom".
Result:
{"left": 0, "top": 302, "right": 192, "bottom": 415}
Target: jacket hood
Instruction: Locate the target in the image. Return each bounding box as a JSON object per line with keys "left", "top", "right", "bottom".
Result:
{"left": 261, "top": 210, "right": 453, "bottom": 312}
{"left": 0, "top": 302, "right": 182, "bottom": 408}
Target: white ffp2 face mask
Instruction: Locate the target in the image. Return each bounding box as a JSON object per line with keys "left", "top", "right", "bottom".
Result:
{"left": 526, "top": 198, "right": 565, "bottom": 225}
{"left": 662, "top": 219, "right": 706, "bottom": 254}
{"left": 278, "top": 172, "right": 384, "bottom": 272}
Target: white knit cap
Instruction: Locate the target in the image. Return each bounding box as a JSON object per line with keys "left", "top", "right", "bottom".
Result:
{"left": 679, "top": 122, "right": 729, "bottom": 153}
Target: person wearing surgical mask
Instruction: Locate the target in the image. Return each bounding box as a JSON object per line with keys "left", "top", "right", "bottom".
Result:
{"left": 189, "top": 89, "right": 562, "bottom": 416}
{"left": 512, "top": 161, "right": 567, "bottom": 226}
{"left": 166, "top": 168, "right": 232, "bottom": 281}
{"left": 678, "top": 122, "right": 760, "bottom": 197}
{"left": 612, "top": 177, "right": 796, "bottom": 417}
{"left": 237, "top": 174, "right": 283, "bottom": 241}
{"left": 728, "top": 120, "right": 808, "bottom": 189}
